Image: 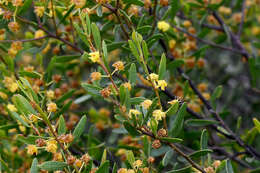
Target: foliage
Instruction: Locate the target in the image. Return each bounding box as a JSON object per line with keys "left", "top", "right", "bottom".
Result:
{"left": 0, "top": 0, "right": 260, "bottom": 173}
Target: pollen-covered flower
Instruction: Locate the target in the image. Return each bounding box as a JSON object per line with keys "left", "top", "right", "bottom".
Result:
{"left": 29, "top": 114, "right": 39, "bottom": 123}
{"left": 169, "top": 39, "right": 176, "bottom": 50}
{"left": 46, "top": 140, "right": 57, "bottom": 153}
{"left": 112, "top": 61, "right": 124, "bottom": 71}
{"left": 3, "top": 76, "right": 18, "bottom": 92}
{"left": 148, "top": 73, "right": 159, "bottom": 81}
{"left": 81, "top": 153, "right": 91, "bottom": 164}
{"left": 34, "top": 30, "right": 45, "bottom": 39}
{"left": 152, "top": 109, "right": 166, "bottom": 121}
{"left": 123, "top": 82, "right": 131, "bottom": 91}
{"left": 34, "top": 6, "right": 45, "bottom": 17}
{"left": 47, "top": 102, "right": 57, "bottom": 112}
{"left": 8, "top": 22, "right": 20, "bottom": 32}
{"left": 128, "top": 109, "right": 141, "bottom": 118}
{"left": 75, "top": 159, "right": 82, "bottom": 167}
{"left": 27, "top": 145, "right": 38, "bottom": 155}
{"left": 141, "top": 99, "right": 152, "bottom": 109}
{"left": 47, "top": 90, "right": 55, "bottom": 99}
{"left": 90, "top": 72, "right": 102, "bottom": 81}
{"left": 89, "top": 51, "right": 100, "bottom": 63}
{"left": 7, "top": 104, "right": 17, "bottom": 112}
{"left": 156, "top": 80, "right": 167, "bottom": 91}
{"left": 157, "top": 21, "right": 170, "bottom": 32}
{"left": 0, "top": 91, "right": 8, "bottom": 100}
{"left": 12, "top": 0, "right": 23, "bottom": 6}
{"left": 133, "top": 160, "right": 142, "bottom": 169}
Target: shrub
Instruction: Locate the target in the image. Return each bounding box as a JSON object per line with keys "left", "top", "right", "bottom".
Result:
{"left": 0, "top": 0, "right": 260, "bottom": 172}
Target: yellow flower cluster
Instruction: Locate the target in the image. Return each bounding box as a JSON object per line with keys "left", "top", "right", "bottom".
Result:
{"left": 141, "top": 99, "right": 152, "bottom": 109}
{"left": 3, "top": 76, "right": 18, "bottom": 93}
{"left": 47, "top": 90, "right": 55, "bottom": 99}
{"left": 152, "top": 109, "right": 166, "bottom": 121}
{"left": 157, "top": 21, "right": 170, "bottom": 32}
{"left": 27, "top": 145, "right": 38, "bottom": 155}
{"left": 47, "top": 102, "right": 57, "bottom": 112}
{"left": 128, "top": 109, "right": 141, "bottom": 118}
{"left": 90, "top": 72, "right": 102, "bottom": 81}
{"left": 112, "top": 61, "right": 125, "bottom": 71}
{"left": 34, "top": 6, "right": 45, "bottom": 17}
{"left": 46, "top": 140, "right": 58, "bottom": 153}
{"left": 0, "top": 91, "right": 7, "bottom": 100}
{"left": 34, "top": 30, "right": 45, "bottom": 39}
{"left": 147, "top": 73, "right": 168, "bottom": 91}
{"left": 7, "top": 104, "right": 17, "bottom": 112}
{"left": 89, "top": 51, "right": 100, "bottom": 63}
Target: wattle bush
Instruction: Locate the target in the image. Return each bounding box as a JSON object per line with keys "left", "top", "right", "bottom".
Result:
{"left": 0, "top": 0, "right": 260, "bottom": 172}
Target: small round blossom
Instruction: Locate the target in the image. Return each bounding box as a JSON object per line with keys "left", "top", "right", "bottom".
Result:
{"left": 75, "top": 159, "right": 83, "bottom": 167}
{"left": 29, "top": 114, "right": 39, "bottom": 122}
{"left": 152, "top": 109, "right": 166, "bottom": 121}
{"left": 133, "top": 160, "right": 142, "bottom": 169}
{"left": 46, "top": 140, "right": 58, "bottom": 153}
{"left": 152, "top": 139, "right": 161, "bottom": 149}
{"left": 47, "top": 102, "right": 57, "bottom": 112}
{"left": 34, "top": 6, "right": 45, "bottom": 17}
{"left": 8, "top": 22, "right": 20, "bottom": 32}
{"left": 89, "top": 51, "right": 100, "bottom": 63}
{"left": 141, "top": 99, "right": 152, "bottom": 109}
{"left": 0, "top": 91, "right": 8, "bottom": 100}
{"left": 3, "top": 76, "right": 18, "bottom": 92}
{"left": 123, "top": 82, "right": 131, "bottom": 91}
{"left": 90, "top": 72, "right": 102, "bottom": 81}
{"left": 27, "top": 145, "right": 38, "bottom": 155}
{"left": 213, "top": 160, "right": 221, "bottom": 169}
{"left": 148, "top": 73, "right": 159, "bottom": 81}
{"left": 81, "top": 153, "right": 91, "bottom": 164}
{"left": 169, "top": 39, "right": 176, "bottom": 50}
{"left": 100, "top": 87, "right": 111, "bottom": 98}
{"left": 112, "top": 61, "right": 124, "bottom": 71}
{"left": 12, "top": 0, "right": 23, "bottom": 6}
{"left": 156, "top": 80, "right": 168, "bottom": 91}
{"left": 34, "top": 30, "right": 45, "bottom": 39}
{"left": 7, "top": 104, "right": 17, "bottom": 112}
{"left": 118, "top": 168, "right": 128, "bottom": 173}
{"left": 157, "top": 21, "right": 170, "bottom": 32}
{"left": 128, "top": 109, "right": 141, "bottom": 118}
{"left": 47, "top": 90, "right": 55, "bottom": 99}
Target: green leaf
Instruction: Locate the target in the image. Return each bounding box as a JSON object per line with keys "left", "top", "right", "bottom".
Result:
{"left": 162, "top": 150, "right": 173, "bottom": 167}
{"left": 12, "top": 94, "right": 37, "bottom": 117}
{"left": 129, "top": 63, "right": 137, "bottom": 85}
{"left": 170, "top": 103, "right": 187, "bottom": 137}
{"left": 81, "top": 83, "right": 102, "bottom": 97}
{"left": 96, "top": 161, "right": 110, "bottom": 173}
{"left": 18, "top": 0, "right": 33, "bottom": 14}
{"left": 170, "top": 0, "right": 180, "bottom": 19}
{"left": 53, "top": 54, "right": 81, "bottom": 63}
{"left": 141, "top": 41, "right": 149, "bottom": 61}
{"left": 225, "top": 160, "right": 234, "bottom": 173}
{"left": 102, "top": 40, "right": 110, "bottom": 72}
{"left": 56, "top": 89, "right": 76, "bottom": 105}
{"left": 19, "top": 71, "right": 41, "bottom": 79}
{"left": 168, "top": 59, "right": 184, "bottom": 70}
{"left": 101, "top": 149, "right": 107, "bottom": 164}
{"left": 189, "top": 149, "right": 213, "bottom": 159}
{"left": 253, "top": 118, "right": 260, "bottom": 133}
{"left": 91, "top": 23, "right": 101, "bottom": 50}
{"left": 150, "top": 118, "right": 158, "bottom": 135}
{"left": 185, "top": 119, "right": 219, "bottom": 127}
{"left": 73, "top": 23, "right": 89, "bottom": 47}
{"left": 30, "top": 158, "right": 38, "bottom": 173}
{"left": 167, "top": 101, "right": 179, "bottom": 116}
{"left": 128, "top": 40, "right": 140, "bottom": 62}
{"left": 166, "top": 166, "right": 192, "bottom": 173}
{"left": 130, "top": 97, "right": 146, "bottom": 105}
{"left": 123, "top": 121, "right": 140, "bottom": 136}
{"left": 72, "top": 115, "right": 87, "bottom": 141}
{"left": 158, "top": 53, "right": 167, "bottom": 80}
{"left": 9, "top": 111, "right": 29, "bottom": 127}
{"left": 38, "top": 161, "right": 67, "bottom": 171}
{"left": 200, "top": 129, "right": 208, "bottom": 149}
{"left": 160, "top": 137, "right": 183, "bottom": 143}
{"left": 211, "top": 85, "right": 223, "bottom": 108}
{"left": 126, "top": 150, "right": 135, "bottom": 166}
{"left": 58, "top": 115, "right": 66, "bottom": 135}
